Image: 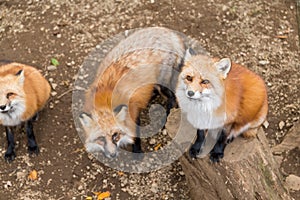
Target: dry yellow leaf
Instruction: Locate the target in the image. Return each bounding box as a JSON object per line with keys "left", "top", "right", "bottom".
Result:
{"left": 117, "top": 171, "right": 124, "bottom": 176}
{"left": 94, "top": 191, "right": 110, "bottom": 200}
{"left": 86, "top": 197, "right": 93, "bottom": 200}
{"left": 154, "top": 143, "right": 161, "bottom": 151}
{"left": 28, "top": 170, "right": 38, "bottom": 181}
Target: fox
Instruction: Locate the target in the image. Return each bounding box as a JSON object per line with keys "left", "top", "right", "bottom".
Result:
{"left": 176, "top": 48, "right": 268, "bottom": 162}
{"left": 0, "top": 62, "right": 51, "bottom": 162}
{"left": 79, "top": 27, "right": 186, "bottom": 158}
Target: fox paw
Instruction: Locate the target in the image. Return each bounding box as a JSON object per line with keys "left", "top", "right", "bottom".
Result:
{"left": 4, "top": 151, "right": 16, "bottom": 162}
{"left": 226, "top": 137, "right": 234, "bottom": 144}
{"left": 28, "top": 145, "right": 39, "bottom": 155}
{"left": 189, "top": 144, "right": 201, "bottom": 158}
{"left": 209, "top": 152, "right": 224, "bottom": 163}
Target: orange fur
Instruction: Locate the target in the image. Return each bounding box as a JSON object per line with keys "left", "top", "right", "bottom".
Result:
{"left": 223, "top": 62, "right": 268, "bottom": 137}
{"left": 176, "top": 54, "right": 268, "bottom": 139}
{"left": 0, "top": 62, "right": 50, "bottom": 124}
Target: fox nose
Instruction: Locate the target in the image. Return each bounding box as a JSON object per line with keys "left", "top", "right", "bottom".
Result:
{"left": 187, "top": 91, "right": 195, "bottom": 97}
{"left": 0, "top": 105, "right": 6, "bottom": 110}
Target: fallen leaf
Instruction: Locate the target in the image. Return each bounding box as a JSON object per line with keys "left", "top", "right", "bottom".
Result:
{"left": 154, "top": 143, "right": 161, "bottom": 151}
{"left": 28, "top": 170, "right": 38, "bottom": 181}
{"left": 86, "top": 197, "right": 92, "bottom": 200}
{"left": 93, "top": 191, "right": 111, "bottom": 200}
{"left": 275, "top": 35, "right": 288, "bottom": 39}
{"left": 117, "top": 171, "right": 124, "bottom": 176}
{"left": 50, "top": 58, "right": 59, "bottom": 66}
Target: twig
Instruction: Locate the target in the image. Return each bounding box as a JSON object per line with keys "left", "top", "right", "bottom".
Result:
{"left": 56, "top": 88, "right": 73, "bottom": 99}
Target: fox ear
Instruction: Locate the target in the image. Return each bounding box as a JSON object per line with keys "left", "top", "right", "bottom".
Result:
{"left": 15, "top": 69, "right": 25, "bottom": 85}
{"left": 79, "top": 112, "right": 94, "bottom": 130}
{"left": 215, "top": 58, "right": 231, "bottom": 79}
{"left": 185, "top": 48, "right": 196, "bottom": 60}
{"left": 114, "top": 104, "right": 128, "bottom": 122}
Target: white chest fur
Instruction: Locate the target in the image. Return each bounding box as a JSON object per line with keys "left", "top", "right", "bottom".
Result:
{"left": 0, "top": 104, "right": 26, "bottom": 126}
{"left": 176, "top": 89, "right": 226, "bottom": 129}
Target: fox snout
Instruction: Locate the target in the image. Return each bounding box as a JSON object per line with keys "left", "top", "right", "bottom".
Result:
{"left": 185, "top": 88, "right": 202, "bottom": 99}
{"left": 187, "top": 90, "right": 195, "bottom": 97}
{"left": 0, "top": 103, "right": 11, "bottom": 113}
{"left": 104, "top": 142, "right": 118, "bottom": 158}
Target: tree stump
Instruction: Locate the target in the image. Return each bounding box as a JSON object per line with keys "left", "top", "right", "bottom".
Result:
{"left": 165, "top": 109, "right": 292, "bottom": 200}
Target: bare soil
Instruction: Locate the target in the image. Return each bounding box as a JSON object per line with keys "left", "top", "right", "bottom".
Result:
{"left": 0, "top": 0, "right": 299, "bottom": 199}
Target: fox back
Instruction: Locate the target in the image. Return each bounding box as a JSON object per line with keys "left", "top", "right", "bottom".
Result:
{"left": 0, "top": 63, "right": 51, "bottom": 126}
{"left": 176, "top": 51, "right": 268, "bottom": 139}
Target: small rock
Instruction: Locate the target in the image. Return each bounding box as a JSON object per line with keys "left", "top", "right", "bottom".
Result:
{"left": 279, "top": 121, "right": 285, "bottom": 130}
{"left": 263, "top": 121, "right": 269, "bottom": 129}
{"left": 4, "top": 181, "right": 12, "bottom": 189}
{"left": 285, "top": 174, "right": 300, "bottom": 191}
{"left": 47, "top": 65, "right": 57, "bottom": 71}
{"left": 258, "top": 60, "right": 270, "bottom": 65}
{"left": 162, "top": 129, "right": 168, "bottom": 136}
{"left": 51, "top": 91, "right": 57, "bottom": 96}
{"left": 51, "top": 83, "right": 58, "bottom": 90}
{"left": 149, "top": 138, "right": 156, "bottom": 145}
{"left": 178, "top": 171, "right": 185, "bottom": 176}
{"left": 77, "top": 185, "right": 83, "bottom": 191}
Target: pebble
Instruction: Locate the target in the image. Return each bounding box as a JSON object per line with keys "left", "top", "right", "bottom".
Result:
{"left": 51, "top": 83, "right": 58, "bottom": 90}
{"left": 149, "top": 138, "right": 156, "bottom": 145}
{"left": 279, "top": 121, "right": 285, "bottom": 130}
{"left": 258, "top": 60, "right": 270, "bottom": 65}
{"left": 263, "top": 121, "right": 269, "bottom": 129}
{"left": 162, "top": 129, "right": 168, "bottom": 136}
{"left": 4, "top": 181, "right": 12, "bottom": 189}
{"left": 51, "top": 91, "right": 57, "bottom": 96}
{"left": 47, "top": 65, "right": 57, "bottom": 71}
{"left": 285, "top": 174, "right": 300, "bottom": 191}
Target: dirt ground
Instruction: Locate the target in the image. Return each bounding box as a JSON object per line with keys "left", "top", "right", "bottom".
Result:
{"left": 0, "top": 0, "right": 299, "bottom": 199}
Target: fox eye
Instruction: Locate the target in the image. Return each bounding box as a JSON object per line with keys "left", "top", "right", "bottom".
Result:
{"left": 112, "top": 132, "right": 120, "bottom": 144}
{"left": 6, "top": 92, "right": 14, "bottom": 98}
{"left": 97, "top": 136, "right": 106, "bottom": 142}
{"left": 201, "top": 80, "right": 210, "bottom": 84}
{"left": 186, "top": 75, "right": 193, "bottom": 82}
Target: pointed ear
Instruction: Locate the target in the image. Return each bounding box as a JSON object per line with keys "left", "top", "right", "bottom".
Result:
{"left": 214, "top": 58, "right": 231, "bottom": 79}
{"left": 79, "top": 112, "right": 94, "bottom": 130}
{"left": 15, "top": 69, "right": 25, "bottom": 85}
{"left": 114, "top": 104, "right": 128, "bottom": 122}
{"left": 185, "top": 48, "right": 196, "bottom": 60}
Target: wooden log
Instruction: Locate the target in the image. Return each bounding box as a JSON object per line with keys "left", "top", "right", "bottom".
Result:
{"left": 165, "top": 109, "right": 292, "bottom": 200}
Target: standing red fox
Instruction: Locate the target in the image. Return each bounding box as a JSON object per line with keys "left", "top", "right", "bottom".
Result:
{"left": 0, "top": 62, "right": 51, "bottom": 162}
{"left": 176, "top": 49, "right": 268, "bottom": 161}
{"left": 79, "top": 27, "right": 186, "bottom": 158}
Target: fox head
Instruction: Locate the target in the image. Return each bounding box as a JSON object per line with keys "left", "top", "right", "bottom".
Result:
{"left": 0, "top": 69, "right": 26, "bottom": 117}
{"left": 79, "top": 104, "right": 135, "bottom": 158}
{"left": 176, "top": 48, "right": 231, "bottom": 110}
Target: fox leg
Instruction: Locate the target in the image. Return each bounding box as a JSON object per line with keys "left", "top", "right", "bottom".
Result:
{"left": 189, "top": 129, "right": 206, "bottom": 158}
{"left": 132, "top": 116, "right": 144, "bottom": 160}
{"left": 159, "top": 85, "right": 178, "bottom": 116}
{"left": 25, "top": 118, "right": 39, "bottom": 155}
{"left": 209, "top": 129, "right": 227, "bottom": 162}
{"left": 4, "top": 126, "right": 16, "bottom": 162}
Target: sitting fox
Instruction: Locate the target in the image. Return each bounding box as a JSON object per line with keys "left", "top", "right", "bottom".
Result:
{"left": 176, "top": 49, "right": 268, "bottom": 161}
{"left": 0, "top": 62, "right": 50, "bottom": 162}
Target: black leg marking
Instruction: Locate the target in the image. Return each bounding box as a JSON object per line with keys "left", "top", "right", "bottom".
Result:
{"left": 4, "top": 126, "right": 16, "bottom": 162}
{"left": 132, "top": 117, "right": 144, "bottom": 160}
{"left": 189, "top": 129, "right": 205, "bottom": 158}
{"left": 162, "top": 87, "right": 178, "bottom": 117}
{"left": 25, "top": 119, "right": 39, "bottom": 155}
{"left": 210, "top": 129, "right": 227, "bottom": 163}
